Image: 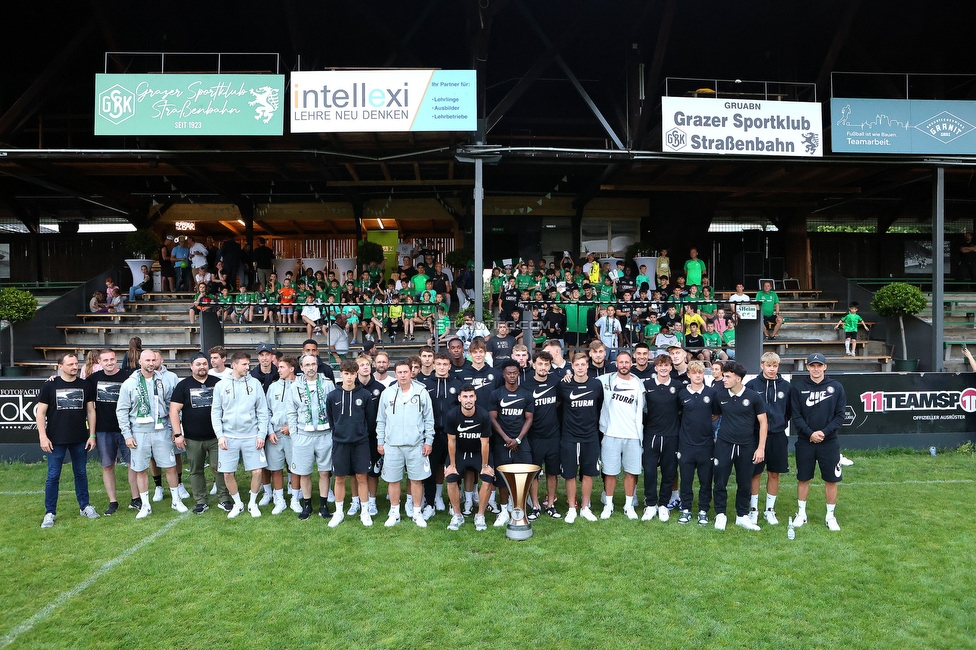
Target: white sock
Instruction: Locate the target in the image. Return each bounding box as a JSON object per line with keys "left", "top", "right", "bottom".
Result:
{"left": 368, "top": 496, "right": 376, "bottom": 506}
{"left": 749, "top": 494, "right": 759, "bottom": 510}
{"left": 351, "top": 496, "right": 360, "bottom": 506}
{"left": 231, "top": 492, "right": 243, "bottom": 506}
{"left": 464, "top": 491, "right": 474, "bottom": 503}
{"left": 507, "top": 496, "right": 514, "bottom": 510}
{"left": 624, "top": 494, "right": 635, "bottom": 508}
{"left": 335, "top": 500, "right": 344, "bottom": 512}
{"left": 170, "top": 487, "right": 180, "bottom": 500}
{"left": 248, "top": 491, "right": 259, "bottom": 506}
{"left": 273, "top": 488, "right": 284, "bottom": 501}
{"left": 435, "top": 483, "right": 443, "bottom": 497}
{"left": 262, "top": 483, "right": 272, "bottom": 495}
{"left": 670, "top": 490, "right": 680, "bottom": 502}
{"left": 391, "top": 504, "right": 400, "bottom": 516}
{"left": 139, "top": 490, "right": 149, "bottom": 504}
{"left": 797, "top": 500, "right": 807, "bottom": 514}
{"left": 766, "top": 494, "right": 777, "bottom": 510}
{"left": 826, "top": 503, "right": 836, "bottom": 516}
{"left": 293, "top": 488, "right": 303, "bottom": 501}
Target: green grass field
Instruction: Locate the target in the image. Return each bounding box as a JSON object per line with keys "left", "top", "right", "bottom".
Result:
{"left": 2, "top": 450, "right": 975, "bottom": 649}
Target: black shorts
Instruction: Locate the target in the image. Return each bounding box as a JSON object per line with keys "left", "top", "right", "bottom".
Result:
{"left": 845, "top": 332, "right": 858, "bottom": 340}
{"left": 795, "top": 437, "right": 842, "bottom": 483}
{"left": 447, "top": 451, "right": 490, "bottom": 482}
{"left": 763, "top": 315, "right": 778, "bottom": 329}
{"left": 560, "top": 440, "right": 600, "bottom": 480}
{"left": 492, "top": 442, "right": 533, "bottom": 487}
{"left": 367, "top": 430, "right": 382, "bottom": 477}
{"left": 753, "top": 431, "right": 790, "bottom": 475}
{"left": 565, "top": 332, "right": 589, "bottom": 348}
{"left": 332, "top": 439, "right": 371, "bottom": 477}
{"left": 531, "top": 436, "right": 561, "bottom": 476}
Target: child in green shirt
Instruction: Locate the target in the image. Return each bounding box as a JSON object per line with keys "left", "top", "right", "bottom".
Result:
{"left": 834, "top": 301, "right": 870, "bottom": 356}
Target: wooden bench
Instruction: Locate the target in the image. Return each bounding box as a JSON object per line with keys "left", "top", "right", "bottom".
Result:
{"left": 777, "top": 354, "right": 892, "bottom": 372}
{"left": 35, "top": 344, "right": 202, "bottom": 360}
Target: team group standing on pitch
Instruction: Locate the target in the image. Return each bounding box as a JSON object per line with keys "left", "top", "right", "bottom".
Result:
{"left": 37, "top": 335, "right": 847, "bottom": 533}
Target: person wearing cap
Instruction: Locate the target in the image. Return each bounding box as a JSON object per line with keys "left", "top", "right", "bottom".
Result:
{"left": 712, "top": 362, "right": 767, "bottom": 532}
{"left": 791, "top": 353, "right": 847, "bottom": 531}
{"left": 170, "top": 352, "right": 227, "bottom": 514}
{"left": 250, "top": 343, "right": 280, "bottom": 393}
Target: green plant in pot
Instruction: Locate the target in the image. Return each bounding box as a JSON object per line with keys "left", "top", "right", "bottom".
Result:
{"left": 870, "top": 281, "right": 926, "bottom": 370}
{"left": 125, "top": 229, "right": 161, "bottom": 259}
{"left": 0, "top": 287, "right": 38, "bottom": 374}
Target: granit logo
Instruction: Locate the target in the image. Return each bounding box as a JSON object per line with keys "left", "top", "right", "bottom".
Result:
{"left": 914, "top": 111, "right": 975, "bottom": 144}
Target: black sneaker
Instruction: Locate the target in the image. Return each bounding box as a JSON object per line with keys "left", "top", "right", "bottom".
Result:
{"left": 487, "top": 502, "right": 501, "bottom": 514}
{"left": 217, "top": 500, "right": 234, "bottom": 512}
{"left": 319, "top": 503, "right": 332, "bottom": 519}
{"left": 299, "top": 504, "right": 313, "bottom": 521}
{"left": 192, "top": 503, "right": 209, "bottom": 514}
{"left": 104, "top": 502, "right": 119, "bottom": 516}
{"left": 545, "top": 505, "right": 562, "bottom": 519}
{"left": 128, "top": 498, "right": 142, "bottom": 510}
{"left": 527, "top": 507, "right": 541, "bottom": 521}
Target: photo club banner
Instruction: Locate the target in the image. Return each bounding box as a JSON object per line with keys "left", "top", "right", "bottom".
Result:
{"left": 0, "top": 379, "right": 43, "bottom": 445}
{"left": 829, "top": 373, "right": 976, "bottom": 435}
{"left": 662, "top": 96, "right": 823, "bottom": 157}
{"left": 831, "top": 98, "right": 976, "bottom": 154}
{"left": 290, "top": 69, "right": 476, "bottom": 133}
{"left": 95, "top": 73, "right": 285, "bottom": 136}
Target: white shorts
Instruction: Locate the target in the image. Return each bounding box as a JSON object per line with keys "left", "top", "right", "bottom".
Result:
{"left": 217, "top": 436, "right": 268, "bottom": 473}
{"left": 290, "top": 432, "right": 333, "bottom": 475}
{"left": 601, "top": 436, "right": 643, "bottom": 476}
{"left": 381, "top": 444, "right": 431, "bottom": 482}
{"left": 130, "top": 429, "right": 177, "bottom": 472}
{"left": 265, "top": 433, "right": 294, "bottom": 472}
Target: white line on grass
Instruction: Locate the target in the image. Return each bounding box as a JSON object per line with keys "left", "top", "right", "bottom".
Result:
{"left": 841, "top": 479, "right": 974, "bottom": 487}
{"left": 0, "top": 517, "right": 182, "bottom": 649}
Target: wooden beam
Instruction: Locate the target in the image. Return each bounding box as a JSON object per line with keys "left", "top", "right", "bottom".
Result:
{"left": 600, "top": 183, "right": 862, "bottom": 195}
{"left": 328, "top": 179, "right": 473, "bottom": 188}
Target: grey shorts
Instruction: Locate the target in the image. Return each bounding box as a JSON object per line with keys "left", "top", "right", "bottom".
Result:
{"left": 130, "top": 429, "right": 177, "bottom": 472}
{"left": 96, "top": 431, "right": 130, "bottom": 468}
{"left": 265, "top": 433, "right": 294, "bottom": 472}
{"left": 217, "top": 436, "right": 268, "bottom": 473}
{"left": 290, "top": 432, "right": 333, "bottom": 475}
{"left": 601, "top": 436, "right": 643, "bottom": 476}
{"left": 381, "top": 444, "right": 431, "bottom": 482}
{"left": 600, "top": 436, "right": 644, "bottom": 476}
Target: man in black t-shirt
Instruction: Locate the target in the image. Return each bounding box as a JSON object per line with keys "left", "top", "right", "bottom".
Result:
{"left": 522, "top": 351, "right": 563, "bottom": 520}
{"left": 37, "top": 353, "right": 98, "bottom": 528}
{"left": 488, "top": 360, "right": 534, "bottom": 528}
{"left": 486, "top": 321, "right": 517, "bottom": 364}
{"left": 88, "top": 348, "right": 135, "bottom": 515}
{"left": 557, "top": 352, "right": 604, "bottom": 523}
{"left": 444, "top": 387, "right": 494, "bottom": 531}
{"left": 170, "top": 353, "right": 226, "bottom": 514}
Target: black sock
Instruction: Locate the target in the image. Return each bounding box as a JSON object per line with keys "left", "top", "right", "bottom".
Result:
{"left": 177, "top": 473, "right": 183, "bottom": 485}
{"left": 302, "top": 498, "right": 312, "bottom": 508}
{"left": 153, "top": 475, "right": 162, "bottom": 488}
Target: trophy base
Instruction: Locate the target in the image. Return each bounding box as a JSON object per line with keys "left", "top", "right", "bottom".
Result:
{"left": 506, "top": 522, "right": 533, "bottom": 540}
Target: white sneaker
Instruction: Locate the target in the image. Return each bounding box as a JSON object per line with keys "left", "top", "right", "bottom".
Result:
{"left": 412, "top": 513, "right": 427, "bottom": 528}
{"left": 447, "top": 514, "right": 464, "bottom": 531}
{"left": 623, "top": 505, "right": 638, "bottom": 520}
{"left": 714, "top": 513, "right": 727, "bottom": 530}
{"left": 434, "top": 496, "right": 446, "bottom": 511}
{"left": 421, "top": 505, "right": 436, "bottom": 521}
{"left": 641, "top": 506, "right": 657, "bottom": 521}
{"left": 290, "top": 497, "right": 303, "bottom": 514}
{"left": 405, "top": 495, "right": 415, "bottom": 518}
{"left": 474, "top": 514, "right": 487, "bottom": 531}
{"left": 735, "top": 515, "right": 761, "bottom": 531}
{"left": 793, "top": 512, "right": 808, "bottom": 528}
{"left": 564, "top": 507, "right": 577, "bottom": 524}
{"left": 748, "top": 507, "right": 759, "bottom": 525}
{"left": 272, "top": 498, "right": 287, "bottom": 515}
{"left": 368, "top": 501, "right": 378, "bottom": 516}
{"left": 658, "top": 506, "right": 670, "bottom": 522}
{"left": 136, "top": 505, "right": 152, "bottom": 520}
{"left": 384, "top": 512, "right": 400, "bottom": 527}
{"left": 328, "top": 511, "right": 345, "bottom": 528}
{"left": 826, "top": 515, "right": 841, "bottom": 531}
{"left": 347, "top": 500, "right": 361, "bottom": 516}
{"left": 600, "top": 491, "right": 607, "bottom": 505}
{"left": 247, "top": 503, "right": 261, "bottom": 518}
{"left": 177, "top": 483, "right": 191, "bottom": 500}
{"left": 258, "top": 491, "right": 272, "bottom": 506}
{"left": 171, "top": 499, "right": 189, "bottom": 514}
{"left": 210, "top": 483, "right": 218, "bottom": 496}
{"left": 840, "top": 454, "right": 854, "bottom": 466}
{"left": 764, "top": 509, "right": 779, "bottom": 525}
{"left": 327, "top": 489, "right": 336, "bottom": 503}
{"left": 152, "top": 486, "right": 164, "bottom": 502}
{"left": 41, "top": 513, "right": 56, "bottom": 528}
{"left": 600, "top": 503, "right": 614, "bottom": 520}
{"left": 227, "top": 503, "right": 244, "bottom": 519}
{"left": 360, "top": 511, "right": 373, "bottom": 527}
{"left": 80, "top": 505, "right": 100, "bottom": 519}
{"left": 494, "top": 508, "right": 510, "bottom": 527}
{"left": 580, "top": 507, "right": 598, "bottom": 522}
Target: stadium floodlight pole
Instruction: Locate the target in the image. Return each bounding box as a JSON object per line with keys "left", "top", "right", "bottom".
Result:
{"left": 932, "top": 166, "right": 945, "bottom": 372}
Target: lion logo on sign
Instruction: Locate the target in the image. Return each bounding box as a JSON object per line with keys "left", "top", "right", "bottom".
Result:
{"left": 249, "top": 86, "right": 280, "bottom": 124}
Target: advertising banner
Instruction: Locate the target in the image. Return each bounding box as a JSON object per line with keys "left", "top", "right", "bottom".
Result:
{"left": 831, "top": 98, "right": 976, "bottom": 154}
{"left": 367, "top": 230, "right": 400, "bottom": 282}
{"left": 813, "top": 373, "right": 976, "bottom": 435}
{"left": 662, "top": 96, "right": 823, "bottom": 157}
{"left": 95, "top": 73, "right": 285, "bottom": 136}
{"left": 290, "top": 70, "right": 476, "bottom": 133}
{"left": 0, "top": 379, "right": 42, "bottom": 445}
